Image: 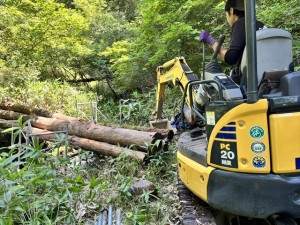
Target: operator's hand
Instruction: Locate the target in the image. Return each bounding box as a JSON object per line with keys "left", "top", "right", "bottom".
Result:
{"left": 199, "top": 31, "right": 216, "bottom": 47}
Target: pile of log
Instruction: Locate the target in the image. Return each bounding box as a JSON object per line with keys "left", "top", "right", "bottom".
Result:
{"left": 0, "top": 103, "right": 173, "bottom": 163}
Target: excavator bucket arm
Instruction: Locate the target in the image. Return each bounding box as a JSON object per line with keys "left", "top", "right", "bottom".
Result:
{"left": 150, "top": 57, "right": 199, "bottom": 129}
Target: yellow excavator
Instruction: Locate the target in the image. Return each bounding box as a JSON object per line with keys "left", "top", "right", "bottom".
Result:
{"left": 154, "top": 0, "right": 300, "bottom": 224}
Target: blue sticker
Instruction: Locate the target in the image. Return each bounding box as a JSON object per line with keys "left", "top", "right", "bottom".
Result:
{"left": 296, "top": 158, "right": 300, "bottom": 170}
{"left": 216, "top": 133, "right": 237, "bottom": 140}
{"left": 252, "top": 156, "right": 266, "bottom": 168}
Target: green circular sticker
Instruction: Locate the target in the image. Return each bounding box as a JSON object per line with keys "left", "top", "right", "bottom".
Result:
{"left": 250, "top": 126, "right": 264, "bottom": 139}
{"left": 251, "top": 142, "right": 265, "bottom": 153}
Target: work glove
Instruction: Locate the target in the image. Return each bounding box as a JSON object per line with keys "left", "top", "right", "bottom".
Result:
{"left": 199, "top": 31, "right": 216, "bottom": 46}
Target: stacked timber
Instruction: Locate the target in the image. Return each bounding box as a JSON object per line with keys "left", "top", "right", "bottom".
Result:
{"left": 0, "top": 103, "right": 173, "bottom": 163}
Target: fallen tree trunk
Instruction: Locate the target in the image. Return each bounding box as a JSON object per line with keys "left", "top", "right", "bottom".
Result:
{"left": 0, "top": 109, "right": 29, "bottom": 121}
{"left": 31, "top": 128, "right": 146, "bottom": 162}
{"left": 0, "top": 109, "right": 164, "bottom": 151}
{"left": 32, "top": 117, "right": 164, "bottom": 151}
{"left": 0, "top": 103, "right": 81, "bottom": 122}
{"left": 0, "top": 102, "right": 54, "bottom": 118}
{"left": 0, "top": 103, "right": 174, "bottom": 139}
{"left": 0, "top": 119, "right": 146, "bottom": 162}
{"left": 0, "top": 118, "right": 18, "bottom": 128}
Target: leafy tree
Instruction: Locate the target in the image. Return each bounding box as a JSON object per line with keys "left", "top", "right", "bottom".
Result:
{"left": 106, "top": 0, "right": 143, "bottom": 21}
{"left": 100, "top": 0, "right": 227, "bottom": 93}
{"left": 0, "top": 0, "right": 89, "bottom": 79}
{"left": 0, "top": 0, "right": 299, "bottom": 97}
{"left": 101, "top": 0, "right": 300, "bottom": 94}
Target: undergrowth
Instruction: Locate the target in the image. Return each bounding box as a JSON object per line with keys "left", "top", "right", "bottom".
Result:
{"left": 0, "top": 67, "right": 94, "bottom": 117}
{"left": 0, "top": 71, "right": 184, "bottom": 224}
{"left": 0, "top": 67, "right": 183, "bottom": 128}
{"left": 0, "top": 80, "right": 181, "bottom": 225}
{"left": 98, "top": 87, "right": 183, "bottom": 127}
{"left": 0, "top": 119, "right": 180, "bottom": 225}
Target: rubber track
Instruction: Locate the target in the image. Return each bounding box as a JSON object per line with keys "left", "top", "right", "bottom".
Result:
{"left": 177, "top": 175, "right": 300, "bottom": 225}
{"left": 177, "top": 176, "right": 216, "bottom": 225}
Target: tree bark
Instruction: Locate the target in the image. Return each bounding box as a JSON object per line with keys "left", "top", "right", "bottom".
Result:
{"left": 0, "top": 119, "right": 18, "bottom": 128}
{"left": 31, "top": 117, "right": 163, "bottom": 151}
{"left": 31, "top": 128, "right": 146, "bottom": 162}
{"left": 67, "top": 78, "right": 98, "bottom": 83}
{"left": 0, "top": 102, "right": 53, "bottom": 118}
{"left": 0, "top": 109, "right": 29, "bottom": 120}
{"left": 0, "top": 103, "right": 174, "bottom": 139}
{"left": 0, "top": 102, "right": 84, "bottom": 122}
{"left": 0, "top": 109, "right": 164, "bottom": 151}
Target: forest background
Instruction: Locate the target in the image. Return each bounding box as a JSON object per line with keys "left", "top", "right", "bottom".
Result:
{"left": 0, "top": 0, "right": 299, "bottom": 224}
{"left": 0, "top": 0, "right": 299, "bottom": 107}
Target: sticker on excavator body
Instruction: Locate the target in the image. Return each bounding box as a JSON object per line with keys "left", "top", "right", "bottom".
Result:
{"left": 211, "top": 140, "right": 238, "bottom": 168}
{"left": 252, "top": 156, "right": 267, "bottom": 168}
{"left": 206, "top": 111, "right": 215, "bottom": 125}
{"left": 249, "top": 126, "right": 265, "bottom": 139}
{"left": 251, "top": 142, "right": 266, "bottom": 154}
{"left": 296, "top": 158, "right": 300, "bottom": 170}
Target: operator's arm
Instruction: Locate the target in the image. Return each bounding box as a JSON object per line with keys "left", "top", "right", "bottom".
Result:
{"left": 211, "top": 43, "right": 227, "bottom": 61}
{"left": 201, "top": 18, "right": 246, "bottom": 65}
{"left": 212, "top": 43, "right": 243, "bottom": 65}
{"left": 213, "top": 19, "right": 245, "bottom": 64}
{"left": 200, "top": 33, "right": 243, "bottom": 65}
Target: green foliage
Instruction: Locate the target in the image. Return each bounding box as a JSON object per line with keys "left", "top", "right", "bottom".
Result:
{"left": 0, "top": 118, "right": 179, "bottom": 224}
{"left": 119, "top": 178, "right": 133, "bottom": 200}
{"left": 119, "top": 99, "right": 142, "bottom": 123}
{"left": 0, "top": 146, "right": 74, "bottom": 223}
{"left": 98, "top": 0, "right": 300, "bottom": 93}
{"left": 0, "top": 0, "right": 299, "bottom": 96}
{"left": 97, "top": 87, "right": 182, "bottom": 127}
{"left": 127, "top": 207, "right": 152, "bottom": 225}
{"left": 0, "top": 0, "right": 89, "bottom": 72}
{"left": 0, "top": 67, "right": 94, "bottom": 116}
{"left": 98, "top": 0, "right": 227, "bottom": 93}
{"left": 0, "top": 67, "right": 39, "bottom": 88}
{"left": 106, "top": 0, "right": 142, "bottom": 21}
{"left": 2, "top": 1, "right": 299, "bottom": 224}
{"left": 0, "top": 0, "right": 127, "bottom": 83}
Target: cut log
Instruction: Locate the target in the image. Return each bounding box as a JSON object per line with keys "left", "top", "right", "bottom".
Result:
{"left": 0, "top": 102, "right": 54, "bottom": 118}
{"left": 0, "top": 109, "right": 164, "bottom": 151}
{"left": 31, "top": 128, "right": 146, "bottom": 162}
{"left": 0, "top": 103, "right": 175, "bottom": 139}
{"left": 0, "top": 109, "right": 31, "bottom": 121}
{"left": 0, "top": 102, "right": 79, "bottom": 121}
{"left": 0, "top": 119, "right": 146, "bottom": 162}
{"left": 31, "top": 117, "right": 163, "bottom": 151}
{"left": 0, "top": 119, "right": 18, "bottom": 129}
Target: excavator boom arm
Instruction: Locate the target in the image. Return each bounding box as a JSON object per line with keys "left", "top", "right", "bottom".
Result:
{"left": 155, "top": 57, "right": 199, "bottom": 120}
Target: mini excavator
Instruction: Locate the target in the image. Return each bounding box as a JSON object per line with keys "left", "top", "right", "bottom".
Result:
{"left": 154, "top": 0, "right": 300, "bottom": 224}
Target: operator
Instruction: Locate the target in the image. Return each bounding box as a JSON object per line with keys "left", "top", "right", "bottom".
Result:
{"left": 199, "top": 0, "right": 265, "bottom": 84}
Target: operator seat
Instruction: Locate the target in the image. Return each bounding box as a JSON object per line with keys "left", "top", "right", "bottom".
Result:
{"left": 240, "top": 28, "right": 293, "bottom": 91}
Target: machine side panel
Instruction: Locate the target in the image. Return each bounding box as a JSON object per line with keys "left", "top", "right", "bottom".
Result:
{"left": 207, "top": 99, "right": 271, "bottom": 173}
{"left": 177, "top": 151, "right": 214, "bottom": 202}
{"left": 269, "top": 112, "right": 300, "bottom": 173}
